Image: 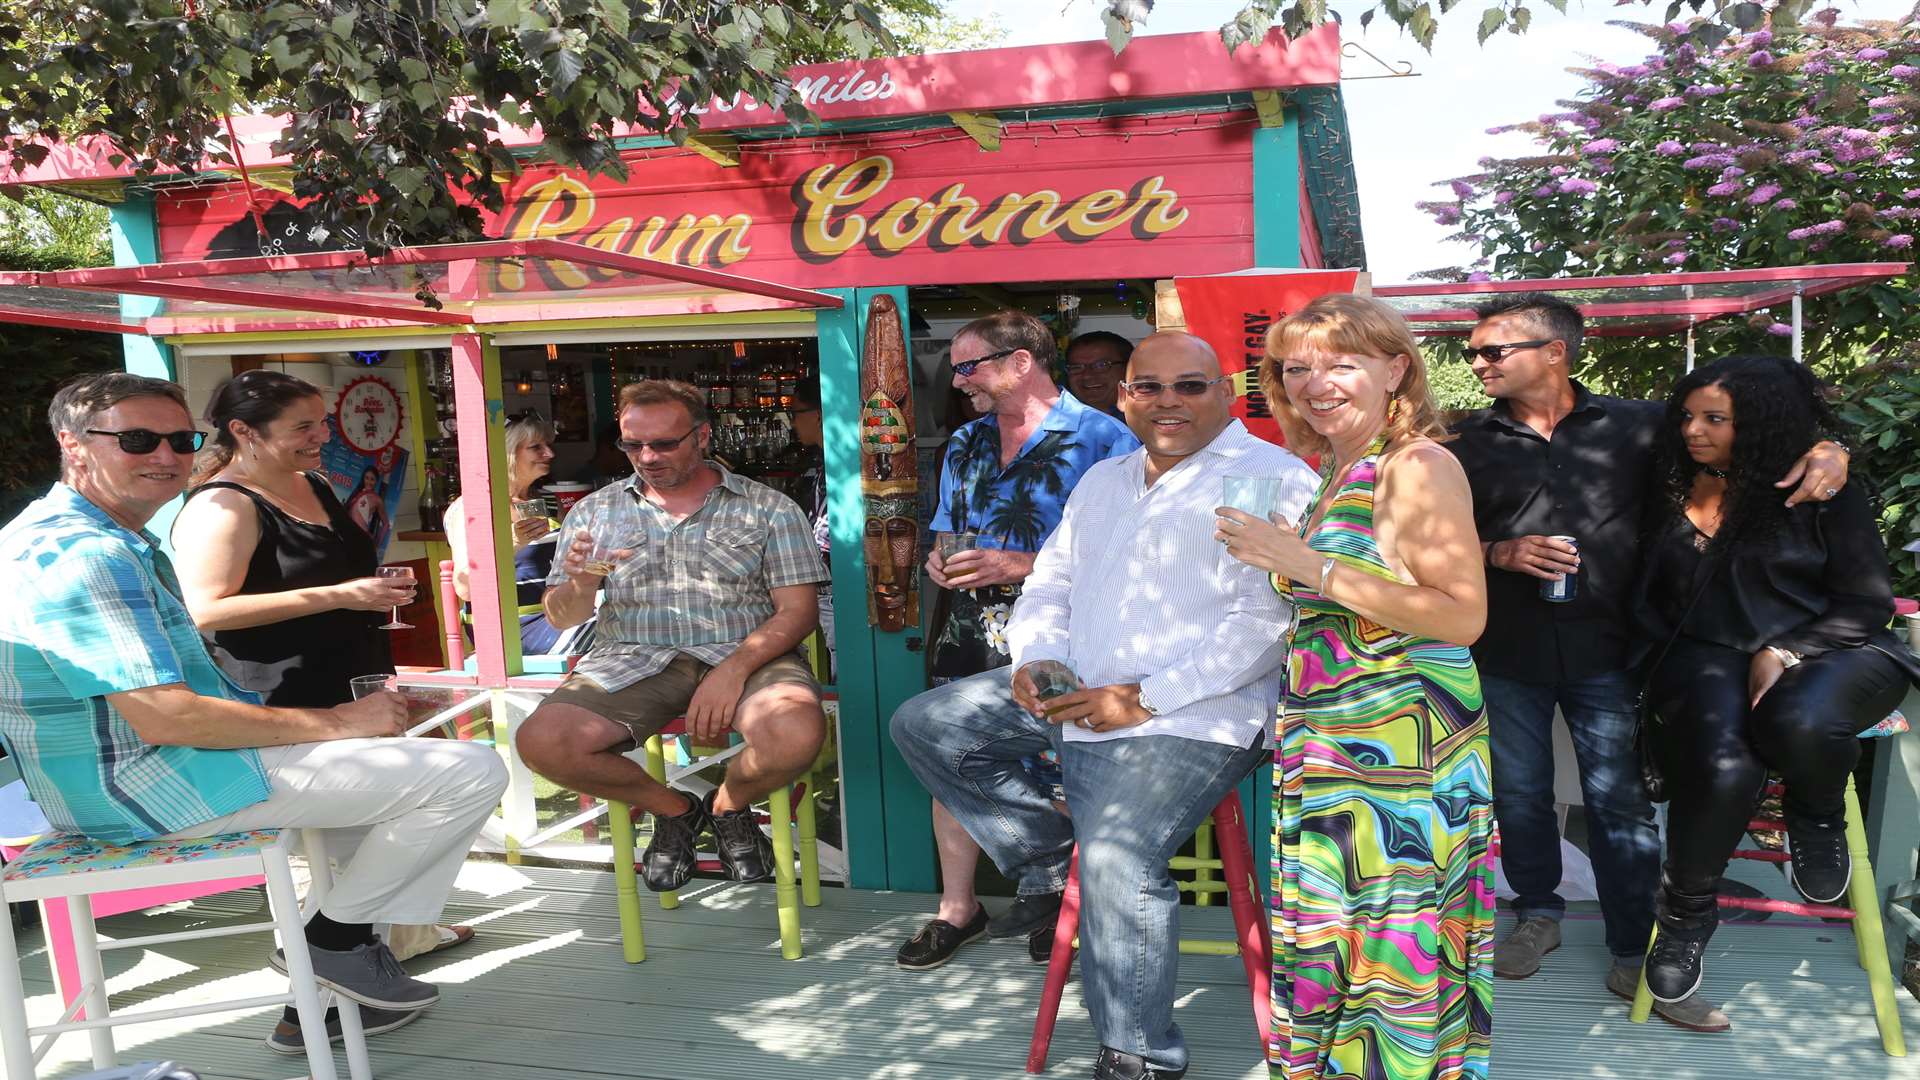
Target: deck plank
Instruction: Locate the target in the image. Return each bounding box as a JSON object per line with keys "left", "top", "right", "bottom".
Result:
{"left": 13, "top": 861, "right": 1920, "bottom": 1079}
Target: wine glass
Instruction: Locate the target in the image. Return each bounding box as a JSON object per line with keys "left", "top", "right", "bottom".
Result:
{"left": 377, "top": 565, "right": 414, "bottom": 630}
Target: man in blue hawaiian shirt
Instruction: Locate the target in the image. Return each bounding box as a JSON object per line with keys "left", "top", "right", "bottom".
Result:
{"left": 896, "top": 310, "right": 1138, "bottom": 972}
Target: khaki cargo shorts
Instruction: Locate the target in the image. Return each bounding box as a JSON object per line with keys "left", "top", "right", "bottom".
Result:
{"left": 543, "top": 651, "right": 819, "bottom": 748}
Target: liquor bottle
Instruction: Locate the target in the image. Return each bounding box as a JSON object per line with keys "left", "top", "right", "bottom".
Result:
{"left": 417, "top": 459, "right": 450, "bottom": 533}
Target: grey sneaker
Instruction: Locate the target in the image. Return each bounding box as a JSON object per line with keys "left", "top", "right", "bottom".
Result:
{"left": 270, "top": 940, "right": 440, "bottom": 1011}
{"left": 264, "top": 1002, "right": 424, "bottom": 1054}
{"left": 1492, "top": 915, "right": 1561, "bottom": 979}
{"left": 1605, "top": 962, "right": 1731, "bottom": 1032}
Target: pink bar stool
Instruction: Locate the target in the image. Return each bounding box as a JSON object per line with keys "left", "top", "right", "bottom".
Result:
{"left": 1027, "top": 789, "right": 1271, "bottom": 1073}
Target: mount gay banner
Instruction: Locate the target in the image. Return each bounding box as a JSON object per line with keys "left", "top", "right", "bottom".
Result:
{"left": 156, "top": 114, "right": 1256, "bottom": 290}
{"left": 1173, "top": 270, "right": 1363, "bottom": 447}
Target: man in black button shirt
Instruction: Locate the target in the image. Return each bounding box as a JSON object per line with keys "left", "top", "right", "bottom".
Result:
{"left": 1448, "top": 293, "right": 1848, "bottom": 1024}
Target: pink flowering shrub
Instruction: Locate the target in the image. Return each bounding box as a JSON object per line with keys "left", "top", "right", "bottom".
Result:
{"left": 1418, "top": 17, "right": 1919, "bottom": 383}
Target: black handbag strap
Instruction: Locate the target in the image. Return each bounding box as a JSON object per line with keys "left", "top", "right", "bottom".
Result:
{"left": 1641, "top": 540, "right": 1724, "bottom": 706}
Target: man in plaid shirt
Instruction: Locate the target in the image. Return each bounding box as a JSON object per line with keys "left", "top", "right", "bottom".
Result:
{"left": 517, "top": 379, "right": 829, "bottom": 891}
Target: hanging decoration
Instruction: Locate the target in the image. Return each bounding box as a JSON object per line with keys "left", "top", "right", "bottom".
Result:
{"left": 858, "top": 293, "right": 919, "bottom": 633}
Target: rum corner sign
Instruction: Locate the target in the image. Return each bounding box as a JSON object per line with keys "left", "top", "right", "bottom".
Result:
{"left": 160, "top": 114, "right": 1257, "bottom": 288}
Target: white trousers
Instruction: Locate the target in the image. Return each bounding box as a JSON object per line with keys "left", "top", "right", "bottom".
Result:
{"left": 166, "top": 738, "right": 508, "bottom": 926}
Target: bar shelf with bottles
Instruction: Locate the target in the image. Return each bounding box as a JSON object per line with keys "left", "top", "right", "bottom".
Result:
{"left": 611, "top": 338, "right": 819, "bottom": 506}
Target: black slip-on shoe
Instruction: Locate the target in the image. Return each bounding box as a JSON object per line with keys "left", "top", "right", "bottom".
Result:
{"left": 896, "top": 905, "right": 989, "bottom": 970}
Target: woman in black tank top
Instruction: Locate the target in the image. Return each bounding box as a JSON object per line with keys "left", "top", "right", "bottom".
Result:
{"left": 173, "top": 372, "right": 412, "bottom": 707}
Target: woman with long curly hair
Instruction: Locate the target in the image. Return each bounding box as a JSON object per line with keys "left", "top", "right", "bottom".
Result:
{"left": 1634, "top": 353, "right": 1920, "bottom": 1015}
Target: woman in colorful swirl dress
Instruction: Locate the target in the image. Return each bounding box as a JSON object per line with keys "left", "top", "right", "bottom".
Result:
{"left": 1215, "top": 293, "right": 1493, "bottom": 1079}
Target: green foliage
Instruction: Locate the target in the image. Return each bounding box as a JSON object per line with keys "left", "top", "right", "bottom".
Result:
{"left": 0, "top": 189, "right": 119, "bottom": 522}
{"left": 1416, "top": 18, "right": 1920, "bottom": 401}
{"left": 0, "top": 1, "right": 900, "bottom": 251}
{"left": 1836, "top": 356, "right": 1920, "bottom": 600}
{"left": 1102, "top": 0, "right": 1804, "bottom": 55}
{"left": 1426, "top": 353, "right": 1490, "bottom": 414}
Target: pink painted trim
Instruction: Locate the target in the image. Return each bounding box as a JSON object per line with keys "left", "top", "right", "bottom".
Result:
{"left": 0, "top": 303, "right": 147, "bottom": 335}
{"left": 1375, "top": 262, "right": 1908, "bottom": 296}
{"left": 450, "top": 333, "right": 509, "bottom": 686}
{"left": 60, "top": 279, "right": 472, "bottom": 326}
{"left": 7, "top": 27, "right": 1341, "bottom": 185}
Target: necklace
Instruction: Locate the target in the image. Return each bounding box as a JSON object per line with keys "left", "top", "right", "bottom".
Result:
{"left": 1701, "top": 465, "right": 1730, "bottom": 479}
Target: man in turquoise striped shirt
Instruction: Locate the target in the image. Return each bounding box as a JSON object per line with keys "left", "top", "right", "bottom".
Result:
{"left": 0, "top": 372, "right": 507, "bottom": 1024}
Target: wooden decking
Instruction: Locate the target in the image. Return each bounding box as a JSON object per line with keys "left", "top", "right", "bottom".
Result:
{"left": 16, "top": 859, "right": 1920, "bottom": 1080}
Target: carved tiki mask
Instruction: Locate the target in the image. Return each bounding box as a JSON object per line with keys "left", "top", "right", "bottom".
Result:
{"left": 859, "top": 294, "right": 919, "bottom": 631}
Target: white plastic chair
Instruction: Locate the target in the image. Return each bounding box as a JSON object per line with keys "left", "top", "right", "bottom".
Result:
{"left": 0, "top": 827, "right": 370, "bottom": 1079}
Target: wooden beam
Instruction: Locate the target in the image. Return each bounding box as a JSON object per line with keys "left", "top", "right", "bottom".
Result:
{"left": 1252, "top": 89, "right": 1286, "bottom": 128}
{"left": 947, "top": 111, "right": 1003, "bottom": 151}
{"left": 683, "top": 133, "right": 740, "bottom": 167}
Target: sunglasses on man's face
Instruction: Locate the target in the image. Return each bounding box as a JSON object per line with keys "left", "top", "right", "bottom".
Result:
{"left": 1119, "top": 376, "right": 1231, "bottom": 400}
{"left": 615, "top": 427, "right": 699, "bottom": 454}
{"left": 1462, "top": 339, "right": 1553, "bottom": 363}
{"left": 951, "top": 348, "right": 1018, "bottom": 378}
{"left": 86, "top": 428, "right": 208, "bottom": 455}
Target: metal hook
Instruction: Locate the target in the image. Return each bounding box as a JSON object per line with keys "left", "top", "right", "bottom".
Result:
{"left": 1340, "top": 40, "right": 1419, "bottom": 80}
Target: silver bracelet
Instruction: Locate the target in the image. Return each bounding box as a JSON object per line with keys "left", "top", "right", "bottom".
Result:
{"left": 1318, "top": 555, "right": 1336, "bottom": 595}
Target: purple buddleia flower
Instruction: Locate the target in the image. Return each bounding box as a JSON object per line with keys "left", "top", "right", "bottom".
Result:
{"left": 1891, "top": 64, "right": 1918, "bottom": 78}
{"left": 1783, "top": 150, "right": 1822, "bottom": 164}
{"left": 1748, "top": 29, "right": 1773, "bottom": 48}
{"left": 1773, "top": 198, "right": 1797, "bottom": 210}
{"left": 1712, "top": 217, "right": 1740, "bottom": 231}
{"left": 1657, "top": 139, "right": 1687, "bottom": 155}
{"left": 1493, "top": 190, "right": 1515, "bottom": 205}
{"left": 1748, "top": 183, "right": 1782, "bottom": 203}
{"left": 1467, "top": 271, "right": 1492, "bottom": 282}
{"left": 1887, "top": 234, "right": 1915, "bottom": 249}
{"left": 1583, "top": 138, "right": 1620, "bottom": 154}
{"left": 1812, "top": 162, "right": 1837, "bottom": 174}
{"left": 1664, "top": 252, "right": 1688, "bottom": 265}
{"left": 1650, "top": 96, "right": 1686, "bottom": 111}
{"left": 1856, "top": 47, "right": 1890, "bottom": 61}
{"left": 1684, "top": 153, "right": 1737, "bottom": 170}
{"left": 1707, "top": 181, "right": 1741, "bottom": 196}
{"left": 1803, "top": 59, "right": 1833, "bottom": 75}
{"left": 1550, "top": 165, "right": 1569, "bottom": 177}
{"left": 1685, "top": 83, "right": 1727, "bottom": 96}
{"left": 1559, "top": 177, "right": 1598, "bottom": 195}
{"left": 1748, "top": 50, "right": 1775, "bottom": 67}
{"left": 1720, "top": 166, "right": 1747, "bottom": 180}
{"left": 1451, "top": 179, "right": 1477, "bottom": 199}
{"left": 1767, "top": 323, "right": 1794, "bottom": 336}
{"left": 1534, "top": 184, "right": 1555, "bottom": 197}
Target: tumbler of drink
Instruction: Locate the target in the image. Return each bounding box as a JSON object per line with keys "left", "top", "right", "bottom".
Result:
{"left": 511, "top": 498, "right": 546, "bottom": 520}
{"left": 349, "top": 674, "right": 395, "bottom": 701}
{"left": 578, "top": 528, "right": 635, "bottom": 577}
{"left": 1027, "top": 659, "right": 1082, "bottom": 715}
{"left": 939, "top": 532, "right": 981, "bottom": 561}
{"left": 1221, "top": 475, "right": 1286, "bottom": 521}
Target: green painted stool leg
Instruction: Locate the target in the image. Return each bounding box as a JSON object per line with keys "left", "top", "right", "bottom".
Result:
{"left": 1845, "top": 778, "right": 1907, "bottom": 1056}
{"left": 798, "top": 767, "right": 822, "bottom": 908}
{"left": 770, "top": 785, "right": 802, "bottom": 959}
{"left": 1194, "top": 818, "right": 1216, "bottom": 908}
{"left": 1630, "top": 925, "right": 1657, "bottom": 1023}
{"left": 607, "top": 798, "right": 646, "bottom": 963}
{"left": 643, "top": 735, "right": 680, "bottom": 911}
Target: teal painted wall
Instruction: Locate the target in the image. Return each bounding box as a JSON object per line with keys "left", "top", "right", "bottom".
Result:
{"left": 1244, "top": 106, "right": 1305, "bottom": 868}
{"left": 816, "top": 286, "right": 936, "bottom": 891}
{"left": 108, "top": 196, "right": 185, "bottom": 546}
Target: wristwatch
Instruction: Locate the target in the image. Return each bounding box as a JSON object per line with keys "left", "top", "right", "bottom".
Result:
{"left": 1137, "top": 687, "right": 1161, "bottom": 717}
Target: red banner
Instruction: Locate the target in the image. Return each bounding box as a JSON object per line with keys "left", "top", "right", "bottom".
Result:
{"left": 1173, "top": 270, "right": 1362, "bottom": 446}
{"left": 156, "top": 114, "right": 1255, "bottom": 290}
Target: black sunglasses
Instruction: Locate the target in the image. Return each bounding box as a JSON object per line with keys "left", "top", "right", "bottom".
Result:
{"left": 1463, "top": 339, "right": 1553, "bottom": 363}
{"left": 952, "top": 348, "right": 1018, "bottom": 378}
{"left": 616, "top": 427, "right": 699, "bottom": 454}
{"left": 1119, "top": 376, "right": 1231, "bottom": 400}
{"left": 86, "top": 428, "right": 207, "bottom": 455}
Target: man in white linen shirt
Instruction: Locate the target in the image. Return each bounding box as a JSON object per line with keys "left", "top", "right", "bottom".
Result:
{"left": 890, "top": 332, "right": 1317, "bottom": 1080}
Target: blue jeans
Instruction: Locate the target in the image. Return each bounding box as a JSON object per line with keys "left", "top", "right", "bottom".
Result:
{"left": 1482, "top": 669, "right": 1660, "bottom": 961}
{"left": 891, "top": 666, "right": 1265, "bottom": 1070}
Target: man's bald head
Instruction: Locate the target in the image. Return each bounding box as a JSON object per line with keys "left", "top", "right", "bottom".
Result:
{"left": 1122, "top": 330, "right": 1236, "bottom": 468}
{"left": 1128, "top": 331, "right": 1223, "bottom": 380}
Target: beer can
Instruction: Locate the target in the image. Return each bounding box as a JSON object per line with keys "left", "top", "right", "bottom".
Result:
{"left": 1541, "top": 535, "right": 1578, "bottom": 603}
